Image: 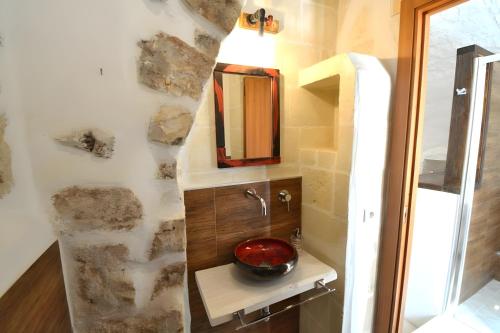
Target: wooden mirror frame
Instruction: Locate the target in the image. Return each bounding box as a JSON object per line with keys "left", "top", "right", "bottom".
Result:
{"left": 213, "top": 63, "right": 280, "bottom": 168}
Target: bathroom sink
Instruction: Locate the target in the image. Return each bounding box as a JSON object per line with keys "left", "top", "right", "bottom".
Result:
{"left": 233, "top": 238, "right": 298, "bottom": 281}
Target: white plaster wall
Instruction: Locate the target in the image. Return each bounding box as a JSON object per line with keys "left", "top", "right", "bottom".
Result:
{"left": 0, "top": 1, "right": 233, "bottom": 326}
{"left": 0, "top": 5, "right": 54, "bottom": 296}
{"left": 5, "top": 0, "right": 219, "bottom": 221}
{"left": 423, "top": 0, "right": 500, "bottom": 161}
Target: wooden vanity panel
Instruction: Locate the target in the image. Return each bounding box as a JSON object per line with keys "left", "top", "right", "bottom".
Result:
{"left": 185, "top": 177, "right": 301, "bottom": 333}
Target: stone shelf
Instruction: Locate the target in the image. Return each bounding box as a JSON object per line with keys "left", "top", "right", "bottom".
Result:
{"left": 195, "top": 250, "right": 337, "bottom": 327}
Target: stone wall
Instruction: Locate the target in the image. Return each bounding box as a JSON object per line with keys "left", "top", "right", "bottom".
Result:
{"left": 47, "top": 1, "right": 243, "bottom": 332}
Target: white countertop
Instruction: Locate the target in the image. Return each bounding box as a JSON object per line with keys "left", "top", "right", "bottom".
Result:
{"left": 195, "top": 251, "right": 337, "bottom": 327}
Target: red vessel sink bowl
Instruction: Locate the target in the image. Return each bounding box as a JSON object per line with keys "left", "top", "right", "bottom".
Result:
{"left": 234, "top": 238, "right": 298, "bottom": 281}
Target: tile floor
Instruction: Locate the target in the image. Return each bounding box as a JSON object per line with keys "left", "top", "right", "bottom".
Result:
{"left": 454, "top": 279, "right": 500, "bottom": 333}
{"left": 411, "top": 279, "right": 500, "bottom": 333}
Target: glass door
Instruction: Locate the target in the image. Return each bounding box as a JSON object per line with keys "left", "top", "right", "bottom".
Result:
{"left": 449, "top": 55, "right": 500, "bottom": 332}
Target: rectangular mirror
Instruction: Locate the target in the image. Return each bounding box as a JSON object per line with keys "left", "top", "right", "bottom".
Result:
{"left": 213, "top": 63, "right": 280, "bottom": 168}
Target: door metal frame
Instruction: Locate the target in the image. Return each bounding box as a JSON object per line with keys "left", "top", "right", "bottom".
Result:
{"left": 446, "top": 54, "right": 500, "bottom": 310}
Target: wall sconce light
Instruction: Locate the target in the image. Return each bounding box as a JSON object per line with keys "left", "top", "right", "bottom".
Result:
{"left": 239, "top": 8, "right": 279, "bottom": 35}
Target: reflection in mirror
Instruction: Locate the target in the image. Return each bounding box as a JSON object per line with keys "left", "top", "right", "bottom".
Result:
{"left": 214, "top": 63, "right": 280, "bottom": 168}
{"left": 222, "top": 74, "right": 272, "bottom": 159}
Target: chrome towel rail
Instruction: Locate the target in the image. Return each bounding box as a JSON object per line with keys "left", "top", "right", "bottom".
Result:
{"left": 234, "top": 279, "right": 335, "bottom": 330}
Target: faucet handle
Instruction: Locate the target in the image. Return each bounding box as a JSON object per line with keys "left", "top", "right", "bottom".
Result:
{"left": 278, "top": 190, "right": 292, "bottom": 212}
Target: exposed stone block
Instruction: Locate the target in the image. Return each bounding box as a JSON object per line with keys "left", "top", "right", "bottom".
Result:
{"left": 0, "top": 115, "right": 13, "bottom": 198}
{"left": 148, "top": 106, "right": 193, "bottom": 145}
{"left": 157, "top": 161, "right": 176, "bottom": 180}
{"left": 183, "top": 0, "right": 242, "bottom": 33}
{"left": 194, "top": 29, "right": 220, "bottom": 59}
{"left": 53, "top": 186, "right": 143, "bottom": 231}
{"left": 150, "top": 219, "right": 185, "bottom": 260}
{"left": 72, "top": 244, "right": 135, "bottom": 317}
{"left": 89, "top": 310, "right": 183, "bottom": 333}
{"left": 138, "top": 33, "right": 214, "bottom": 100}
{"left": 151, "top": 262, "right": 186, "bottom": 300}
{"left": 55, "top": 128, "right": 115, "bottom": 158}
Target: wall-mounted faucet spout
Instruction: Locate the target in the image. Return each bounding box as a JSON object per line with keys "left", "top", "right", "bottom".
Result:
{"left": 245, "top": 188, "right": 267, "bottom": 216}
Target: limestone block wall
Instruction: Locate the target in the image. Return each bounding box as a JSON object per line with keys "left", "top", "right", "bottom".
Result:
{"left": 296, "top": 55, "right": 356, "bottom": 333}
{"left": 299, "top": 147, "right": 345, "bottom": 333}
{"left": 335, "top": 0, "right": 400, "bottom": 77}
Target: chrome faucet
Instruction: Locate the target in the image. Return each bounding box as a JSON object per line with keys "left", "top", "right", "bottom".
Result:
{"left": 245, "top": 188, "right": 267, "bottom": 216}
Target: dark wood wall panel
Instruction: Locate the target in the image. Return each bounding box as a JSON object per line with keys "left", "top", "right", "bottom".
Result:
{"left": 185, "top": 177, "right": 301, "bottom": 333}
{"left": 214, "top": 182, "right": 271, "bottom": 264}
{"left": 0, "top": 242, "right": 72, "bottom": 333}
{"left": 270, "top": 178, "right": 301, "bottom": 240}
{"left": 185, "top": 188, "right": 218, "bottom": 270}
{"left": 419, "top": 45, "right": 493, "bottom": 192}
{"left": 440, "top": 45, "right": 492, "bottom": 192}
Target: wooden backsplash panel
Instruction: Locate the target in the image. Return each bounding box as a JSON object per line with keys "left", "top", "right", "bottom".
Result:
{"left": 215, "top": 182, "right": 271, "bottom": 234}
{"left": 185, "top": 188, "right": 217, "bottom": 270}
{"left": 215, "top": 182, "right": 272, "bottom": 263}
{"left": 185, "top": 177, "right": 301, "bottom": 333}
{"left": 270, "top": 178, "right": 301, "bottom": 240}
